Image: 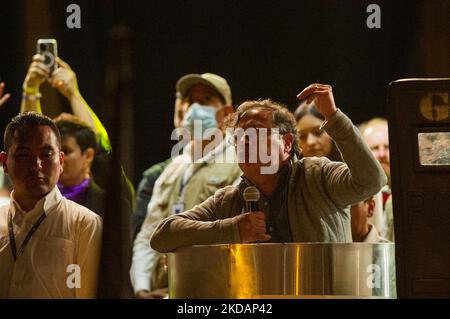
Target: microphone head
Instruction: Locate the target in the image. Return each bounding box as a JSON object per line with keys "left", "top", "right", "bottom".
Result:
{"left": 243, "top": 186, "right": 260, "bottom": 202}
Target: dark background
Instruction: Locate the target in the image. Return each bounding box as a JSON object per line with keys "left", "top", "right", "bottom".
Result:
{"left": 0, "top": 0, "right": 448, "bottom": 185}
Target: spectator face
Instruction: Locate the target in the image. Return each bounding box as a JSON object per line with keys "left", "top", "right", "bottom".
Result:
{"left": 363, "top": 127, "right": 390, "bottom": 180}
{"left": 1, "top": 125, "right": 63, "bottom": 202}
{"left": 296, "top": 114, "right": 332, "bottom": 158}
{"left": 59, "top": 136, "right": 93, "bottom": 186}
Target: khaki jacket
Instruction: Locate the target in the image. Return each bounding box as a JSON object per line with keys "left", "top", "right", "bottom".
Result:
{"left": 131, "top": 141, "right": 241, "bottom": 292}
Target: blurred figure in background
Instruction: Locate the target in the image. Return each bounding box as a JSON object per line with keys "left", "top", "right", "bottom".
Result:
{"left": 1, "top": 83, "right": 13, "bottom": 205}
{"left": 131, "top": 92, "right": 189, "bottom": 240}
{"left": 53, "top": 114, "right": 107, "bottom": 218}
{"left": 359, "top": 118, "right": 394, "bottom": 241}
{"left": 360, "top": 118, "right": 390, "bottom": 188}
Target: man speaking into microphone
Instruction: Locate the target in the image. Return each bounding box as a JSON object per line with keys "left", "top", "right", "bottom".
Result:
{"left": 151, "top": 84, "right": 387, "bottom": 251}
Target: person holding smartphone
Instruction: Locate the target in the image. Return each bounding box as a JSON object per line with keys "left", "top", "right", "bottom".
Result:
{"left": 21, "top": 53, "right": 110, "bottom": 154}
{"left": 19, "top": 49, "right": 135, "bottom": 220}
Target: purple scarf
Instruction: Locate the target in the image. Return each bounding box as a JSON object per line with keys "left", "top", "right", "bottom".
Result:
{"left": 58, "top": 178, "right": 90, "bottom": 203}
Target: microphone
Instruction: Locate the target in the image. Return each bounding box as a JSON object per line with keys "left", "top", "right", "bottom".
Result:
{"left": 243, "top": 186, "right": 260, "bottom": 213}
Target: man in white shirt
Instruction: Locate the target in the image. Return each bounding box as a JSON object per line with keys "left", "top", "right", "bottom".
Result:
{"left": 0, "top": 112, "right": 102, "bottom": 298}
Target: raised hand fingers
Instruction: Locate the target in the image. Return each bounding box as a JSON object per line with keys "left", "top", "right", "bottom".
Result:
{"left": 49, "top": 67, "right": 77, "bottom": 98}
{"left": 30, "top": 55, "right": 50, "bottom": 78}
{"left": 30, "top": 62, "right": 50, "bottom": 75}
{"left": 0, "top": 83, "right": 11, "bottom": 107}
{"left": 303, "top": 89, "right": 330, "bottom": 104}
{"left": 297, "top": 83, "right": 331, "bottom": 100}
{"left": 297, "top": 84, "right": 317, "bottom": 100}
{"left": 56, "top": 57, "right": 72, "bottom": 70}
{"left": 0, "top": 93, "right": 10, "bottom": 107}
{"left": 24, "top": 56, "right": 50, "bottom": 89}
{"left": 297, "top": 83, "right": 337, "bottom": 119}
{"left": 32, "top": 54, "right": 45, "bottom": 63}
{"left": 50, "top": 68, "right": 65, "bottom": 87}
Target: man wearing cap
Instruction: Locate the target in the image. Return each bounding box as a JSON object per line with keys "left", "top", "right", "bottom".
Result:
{"left": 130, "top": 73, "right": 241, "bottom": 299}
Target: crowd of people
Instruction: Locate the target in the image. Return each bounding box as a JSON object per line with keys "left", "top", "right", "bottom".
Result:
{"left": 0, "top": 51, "right": 393, "bottom": 298}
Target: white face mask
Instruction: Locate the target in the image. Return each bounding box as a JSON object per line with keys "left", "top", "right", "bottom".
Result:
{"left": 182, "top": 103, "right": 218, "bottom": 139}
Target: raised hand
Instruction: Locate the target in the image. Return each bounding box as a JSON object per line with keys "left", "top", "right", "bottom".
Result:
{"left": 297, "top": 84, "right": 338, "bottom": 119}
{"left": 50, "top": 57, "right": 80, "bottom": 99}
{"left": 23, "top": 54, "right": 50, "bottom": 92}
{"left": 0, "top": 82, "right": 11, "bottom": 107}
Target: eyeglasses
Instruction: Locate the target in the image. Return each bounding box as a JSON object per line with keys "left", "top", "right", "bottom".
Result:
{"left": 226, "top": 127, "right": 283, "bottom": 147}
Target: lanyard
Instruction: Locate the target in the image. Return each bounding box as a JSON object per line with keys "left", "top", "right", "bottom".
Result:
{"left": 178, "top": 167, "right": 190, "bottom": 198}
{"left": 178, "top": 163, "right": 201, "bottom": 198}
{"left": 7, "top": 209, "right": 47, "bottom": 262}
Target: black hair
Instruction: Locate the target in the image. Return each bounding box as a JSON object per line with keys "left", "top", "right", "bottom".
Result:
{"left": 294, "top": 101, "right": 343, "bottom": 162}
{"left": 4, "top": 111, "right": 61, "bottom": 152}
{"left": 54, "top": 116, "right": 98, "bottom": 153}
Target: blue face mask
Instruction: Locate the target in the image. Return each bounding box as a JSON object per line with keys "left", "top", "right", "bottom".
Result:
{"left": 182, "top": 103, "right": 218, "bottom": 139}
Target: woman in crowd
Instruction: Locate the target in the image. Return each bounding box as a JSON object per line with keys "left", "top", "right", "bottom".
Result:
{"left": 294, "top": 100, "right": 343, "bottom": 161}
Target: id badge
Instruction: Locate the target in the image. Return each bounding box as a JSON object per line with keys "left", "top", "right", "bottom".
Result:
{"left": 172, "top": 202, "right": 185, "bottom": 214}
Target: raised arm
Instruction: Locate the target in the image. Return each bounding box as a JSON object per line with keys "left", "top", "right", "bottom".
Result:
{"left": 20, "top": 54, "right": 49, "bottom": 113}
{"left": 50, "top": 57, "right": 111, "bottom": 153}
{"left": 0, "top": 82, "right": 11, "bottom": 107}
{"left": 298, "top": 84, "right": 387, "bottom": 207}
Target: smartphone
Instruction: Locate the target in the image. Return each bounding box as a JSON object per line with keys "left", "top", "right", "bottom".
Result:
{"left": 37, "top": 39, "right": 58, "bottom": 74}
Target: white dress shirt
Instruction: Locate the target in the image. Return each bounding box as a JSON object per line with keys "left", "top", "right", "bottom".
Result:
{"left": 0, "top": 186, "right": 102, "bottom": 298}
{"left": 363, "top": 224, "right": 391, "bottom": 243}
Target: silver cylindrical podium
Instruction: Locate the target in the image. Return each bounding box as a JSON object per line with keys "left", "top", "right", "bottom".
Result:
{"left": 168, "top": 243, "right": 396, "bottom": 298}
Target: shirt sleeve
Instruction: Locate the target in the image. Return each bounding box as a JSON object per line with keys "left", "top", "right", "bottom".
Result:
{"left": 150, "top": 187, "right": 241, "bottom": 253}
{"left": 129, "top": 194, "right": 164, "bottom": 293}
{"left": 75, "top": 213, "right": 103, "bottom": 299}
{"left": 320, "top": 109, "right": 388, "bottom": 208}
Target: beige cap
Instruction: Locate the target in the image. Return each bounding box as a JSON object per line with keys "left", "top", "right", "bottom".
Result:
{"left": 176, "top": 73, "right": 232, "bottom": 106}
